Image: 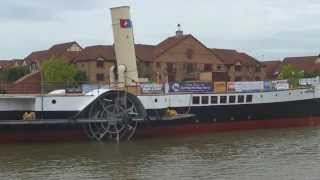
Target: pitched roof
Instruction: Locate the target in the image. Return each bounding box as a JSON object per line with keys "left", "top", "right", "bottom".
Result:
{"left": 262, "top": 60, "right": 282, "bottom": 79}
{"left": 49, "top": 41, "right": 81, "bottom": 55}
{"left": 135, "top": 44, "right": 155, "bottom": 61}
{"left": 153, "top": 34, "right": 191, "bottom": 59}
{"left": 0, "top": 60, "right": 14, "bottom": 69}
{"left": 75, "top": 45, "right": 115, "bottom": 62}
{"left": 25, "top": 50, "right": 50, "bottom": 62}
{"left": 211, "top": 48, "right": 261, "bottom": 66}
{"left": 74, "top": 44, "right": 156, "bottom": 62}
{"left": 283, "top": 56, "right": 320, "bottom": 73}
{"left": 25, "top": 41, "right": 82, "bottom": 63}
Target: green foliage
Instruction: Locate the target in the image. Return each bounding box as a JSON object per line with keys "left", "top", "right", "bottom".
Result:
{"left": 0, "top": 66, "right": 30, "bottom": 82}
{"left": 42, "top": 58, "right": 77, "bottom": 83}
{"left": 74, "top": 70, "right": 88, "bottom": 83}
{"left": 278, "top": 64, "right": 304, "bottom": 88}
{"left": 304, "top": 70, "right": 320, "bottom": 78}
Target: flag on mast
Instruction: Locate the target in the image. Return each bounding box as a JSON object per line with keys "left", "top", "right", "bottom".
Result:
{"left": 120, "top": 19, "right": 132, "bottom": 28}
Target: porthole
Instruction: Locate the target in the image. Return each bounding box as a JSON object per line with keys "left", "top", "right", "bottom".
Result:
{"left": 52, "top": 99, "right": 56, "bottom": 104}
{"left": 154, "top": 98, "right": 158, "bottom": 103}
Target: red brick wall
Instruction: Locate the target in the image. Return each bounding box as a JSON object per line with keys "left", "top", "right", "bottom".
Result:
{"left": 2, "top": 71, "right": 42, "bottom": 94}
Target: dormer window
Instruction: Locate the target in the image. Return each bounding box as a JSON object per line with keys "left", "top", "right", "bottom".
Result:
{"left": 67, "top": 44, "right": 82, "bottom": 52}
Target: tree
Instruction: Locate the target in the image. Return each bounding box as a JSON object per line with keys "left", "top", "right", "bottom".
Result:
{"left": 41, "top": 58, "right": 77, "bottom": 83}
{"left": 278, "top": 64, "right": 304, "bottom": 88}
{"left": 74, "top": 70, "right": 88, "bottom": 83}
{"left": 0, "top": 66, "right": 30, "bottom": 82}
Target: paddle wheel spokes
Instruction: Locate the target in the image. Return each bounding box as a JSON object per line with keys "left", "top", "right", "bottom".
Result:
{"left": 84, "top": 91, "right": 143, "bottom": 142}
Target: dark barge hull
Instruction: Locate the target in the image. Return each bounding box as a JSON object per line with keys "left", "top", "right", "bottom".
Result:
{"left": 0, "top": 98, "right": 319, "bottom": 142}
{"left": 0, "top": 116, "right": 319, "bottom": 143}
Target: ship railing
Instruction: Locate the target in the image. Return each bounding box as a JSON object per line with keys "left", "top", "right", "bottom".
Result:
{"left": 0, "top": 80, "right": 316, "bottom": 96}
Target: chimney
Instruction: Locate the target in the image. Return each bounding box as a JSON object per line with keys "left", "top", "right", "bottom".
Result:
{"left": 175, "top": 24, "right": 183, "bottom": 37}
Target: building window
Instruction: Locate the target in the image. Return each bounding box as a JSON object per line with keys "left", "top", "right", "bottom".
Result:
{"left": 238, "top": 95, "right": 245, "bottom": 103}
{"left": 145, "top": 62, "right": 151, "bottom": 67}
{"left": 168, "top": 75, "right": 176, "bottom": 82}
{"left": 229, "top": 96, "right": 236, "bottom": 103}
{"left": 220, "top": 96, "right": 227, "bottom": 104}
{"left": 167, "top": 63, "right": 176, "bottom": 73}
{"left": 217, "top": 65, "right": 222, "bottom": 71}
{"left": 96, "top": 73, "right": 105, "bottom": 81}
{"left": 187, "top": 63, "right": 194, "bottom": 73}
{"left": 193, "top": 96, "right": 200, "bottom": 105}
{"left": 156, "top": 62, "right": 161, "bottom": 68}
{"left": 246, "top": 95, "right": 253, "bottom": 103}
{"left": 201, "top": 96, "right": 209, "bottom": 104}
{"left": 211, "top": 96, "right": 218, "bottom": 104}
{"left": 255, "top": 77, "right": 261, "bottom": 81}
{"left": 256, "top": 66, "right": 261, "bottom": 72}
{"left": 235, "top": 65, "right": 242, "bottom": 72}
{"left": 96, "top": 61, "right": 104, "bottom": 68}
{"left": 204, "top": 64, "right": 212, "bottom": 72}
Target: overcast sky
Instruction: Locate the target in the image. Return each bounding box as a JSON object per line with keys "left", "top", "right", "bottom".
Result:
{"left": 0, "top": 0, "right": 319, "bottom": 60}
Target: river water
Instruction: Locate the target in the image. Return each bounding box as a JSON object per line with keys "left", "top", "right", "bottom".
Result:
{"left": 0, "top": 127, "right": 320, "bottom": 180}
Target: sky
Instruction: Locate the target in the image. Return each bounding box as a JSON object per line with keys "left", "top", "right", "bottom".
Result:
{"left": 0, "top": 0, "right": 319, "bottom": 61}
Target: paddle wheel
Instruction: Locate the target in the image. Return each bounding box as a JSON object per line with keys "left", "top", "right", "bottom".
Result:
{"left": 83, "top": 91, "right": 146, "bottom": 142}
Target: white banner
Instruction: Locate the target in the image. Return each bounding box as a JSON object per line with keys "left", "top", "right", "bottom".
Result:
{"left": 233, "top": 81, "right": 264, "bottom": 92}
{"left": 299, "top": 77, "right": 320, "bottom": 86}
{"left": 140, "top": 83, "right": 163, "bottom": 94}
{"left": 272, "top": 80, "right": 289, "bottom": 90}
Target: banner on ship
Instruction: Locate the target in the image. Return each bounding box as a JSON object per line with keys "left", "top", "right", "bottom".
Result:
{"left": 169, "top": 82, "right": 213, "bottom": 93}
{"left": 227, "top": 81, "right": 264, "bottom": 92}
{"left": 272, "top": 80, "right": 289, "bottom": 90}
{"left": 139, "top": 83, "right": 164, "bottom": 94}
{"left": 299, "top": 76, "right": 320, "bottom": 86}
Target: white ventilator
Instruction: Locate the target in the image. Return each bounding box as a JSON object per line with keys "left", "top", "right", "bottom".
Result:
{"left": 110, "top": 6, "right": 139, "bottom": 85}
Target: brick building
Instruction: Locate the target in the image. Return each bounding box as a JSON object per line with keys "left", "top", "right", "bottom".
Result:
{"left": 74, "top": 45, "right": 115, "bottom": 84}
{"left": 211, "top": 48, "right": 265, "bottom": 81}
{"left": 10, "top": 32, "right": 267, "bottom": 87}
{"left": 283, "top": 55, "right": 320, "bottom": 75}
{"left": 262, "top": 60, "right": 282, "bottom": 80}
{"left": 25, "top": 41, "right": 83, "bottom": 72}
{"left": 137, "top": 33, "right": 226, "bottom": 82}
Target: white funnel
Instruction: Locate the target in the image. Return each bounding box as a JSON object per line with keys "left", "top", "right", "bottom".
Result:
{"left": 110, "top": 6, "right": 139, "bottom": 85}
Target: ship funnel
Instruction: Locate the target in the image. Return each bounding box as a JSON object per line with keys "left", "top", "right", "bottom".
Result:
{"left": 110, "top": 6, "right": 139, "bottom": 85}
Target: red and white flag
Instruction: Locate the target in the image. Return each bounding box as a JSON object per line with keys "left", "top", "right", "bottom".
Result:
{"left": 120, "top": 19, "right": 132, "bottom": 28}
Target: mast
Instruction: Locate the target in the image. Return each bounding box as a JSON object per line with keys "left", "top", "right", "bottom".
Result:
{"left": 110, "top": 6, "right": 139, "bottom": 86}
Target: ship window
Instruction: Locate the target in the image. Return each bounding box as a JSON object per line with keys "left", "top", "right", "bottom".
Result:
{"left": 220, "top": 96, "right": 227, "bottom": 104}
{"left": 211, "top": 96, "right": 218, "bottom": 104}
{"left": 229, "top": 96, "right": 236, "bottom": 103}
{"left": 201, "top": 96, "right": 209, "bottom": 104}
{"left": 193, "top": 96, "right": 200, "bottom": 104}
{"left": 246, "top": 95, "right": 253, "bottom": 103}
{"left": 238, "top": 95, "right": 244, "bottom": 103}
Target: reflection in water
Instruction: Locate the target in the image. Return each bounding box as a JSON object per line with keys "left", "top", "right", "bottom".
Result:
{"left": 0, "top": 127, "right": 320, "bottom": 179}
